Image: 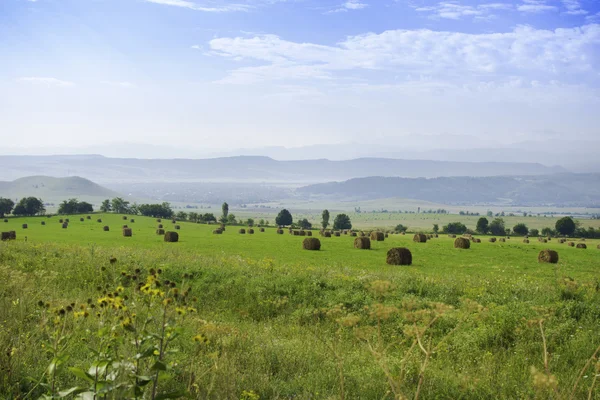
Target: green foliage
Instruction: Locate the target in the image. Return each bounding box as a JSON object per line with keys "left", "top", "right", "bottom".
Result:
{"left": 138, "top": 203, "right": 174, "bottom": 218}
{"left": 432, "top": 223, "right": 439, "bottom": 233}
{"left": 442, "top": 222, "right": 467, "bottom": 234}
{"left": 100, "top": 199, "right": 112, "bottom": 213}
{"left": 555, "top": 216, "right": 576, "bottom": 236}
{"left": 12, "top": 196, "right": 45, "bottom": 216}
{"left": 321, "top": 209, "right": 330, "bottom": 230}
{"left": 489, "top": 218, "right": 506, "bottom": 236}
{"left": 111, "top": 197, "right": 130, "bottom": 214}
{"left": 298, "top": 218, "right": 312, "bottom": 230}
{"left": 221, "top": 202, "right": 229, "bottom": 224}
{"left": 395, "top": 224, "right": 407, "bottom": 233}
{"left": 476, "top": 217, "right": 489, "bottom": 234}
{"left": 541, "top": 227, "right": 554, "bottom": 237}
{"left": 176, "top": 211, "right": 188, "bottom": 221}
{"left": 529, "top": 228, "right": 540, "bottom": 237}
{"left": 275, "top": 209, "right": 293, "bottom": 227}
{"left": 333, "top": 213, "right": 352, "bottom": 230}
{"left": 513, "top": 223, "right": 529, "bottom": 236}
{"left": 58, "top": 199, "right": 94, "bottom": 215}
{"left": 0, "top": 197, "right": 15, "bottom": 217}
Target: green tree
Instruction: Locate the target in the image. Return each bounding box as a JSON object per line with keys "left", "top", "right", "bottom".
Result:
{"left": 476, "top": 217, "right": 489, "bottom": 234}
{"left": 100, "top": 199, "right": 111, "bottom": 213}
{"left": 276, "top": 209, "right": 293, "bottom": 226}
{"left": 298, "top": 218, "right": 312, "bottom": 230}
{"left": 432, "top": 224, "right": 439, "bottom": 233}
{"left": 442, "top": 222, "right": 467, "bottom": 234}
{"left": 321, "top": 209, "right": 330, "bottom": 230}
{"left": 541, "top": 227, "right": 554, "bottom": 237}
{"left": 188, "top": 212, "right": 199, "bottom": 223}
{"left": 221, "top": 202, "right": 229, "bottom": 224}
{"left": 512, "top": 223, "right": 529, "bottom": 236}
{"left": 0, "top": 198, "right": 15, "bottom": 217}
{"left": 555, "top": 216, "right": 576, "bottom": 236}
{"left": 395, "top": 224, "right": 407, "bottom": 233}
{"left": 111, "top": 197, "right": 130, "bottom": 214}
{"left": 12, "top": 197, "right": 45, "bottom": 216}
{"left": 489, "top": 218, "right": 506, "bottom": 236}
{"left": 247, "top": 218, "right": 255, "bottom": 226}
{"left": 227, "top": 213, "right": 237, "bottom": 224}
{"left": 333, "top": 214, "right": 352, "bottom": 230}
{"left": 176, "top": 211, "right": 188, "bottom": 221}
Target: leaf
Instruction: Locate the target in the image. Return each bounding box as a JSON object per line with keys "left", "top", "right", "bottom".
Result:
{"left": 150, "top": 360, "right": 167, "bottom": 371}
{"left": 154, "top": 390, "right": 188, "bottom": 400}
{"left": 87, "top": 360, "right": 109, "bottom": 377}
{"left": 135, "top": 346, "right": 157, "bottom": 360}
{"left": 47, "top": 354, "right": 70, "bottom": 375}
{"left": 136, "top": 375, "right": 153, "bottom": 386}
{"left": 58, "top": 386, "right": 87, "bottom": 397}
{"left": 68, "top": 367, "right": 94, "bottom": 383}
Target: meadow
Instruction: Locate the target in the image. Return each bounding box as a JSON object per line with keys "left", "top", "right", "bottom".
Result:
{"left": 1, "top": 214, "right": 600, "bottom": 399}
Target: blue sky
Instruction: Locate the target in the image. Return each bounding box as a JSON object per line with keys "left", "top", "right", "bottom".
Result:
{"left": 1, "top": 0, "right": 599, "bottom": 155}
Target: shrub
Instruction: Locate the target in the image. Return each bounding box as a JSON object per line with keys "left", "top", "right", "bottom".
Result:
{"left": 103, "top": 226, "right": 109, "bottom": 231}
{"left": 556, "top": 216, "right": 576, "bottom": 236}
{"left": 413, "top": 233, "right": 427, "bottom": 243}
{"left": 164, "top": 231, "right": 179, "bottom": 242}
{"left": 386, "top": 248, "right": 412, "bottom": 266}
{"left": 538, "top": 250, "right": 559, "bottom": 263}
{"left": 454, "top": 237, "right": 470, "bottom": 249}
{"left": 371, "top": 231, "right": 384, "bottom": 241}
{"left": 576, "top": 243, "right": 587, "bottom": 249}
{"left": 513, "top": 223, "right": 529, "bottom": 236}
{"left": 276, "top": 209, "right": 293, "bottom": 226}
{"left": 302, "top": 237, "right": 321, "bottom": 251}
{"left": 123, "top": 228, "right": 132, "bottom": 237}
{"left": 443, "top": 222, "right": 467, "bottom": 234}
{"left": 354, "top": 237, "right": 371, "bottom": 249}
{"left": 333, "top": 214, "right": 352, "bottom": 231}
{"left": 156, "top": 229, "right": 165, "bottom": 235}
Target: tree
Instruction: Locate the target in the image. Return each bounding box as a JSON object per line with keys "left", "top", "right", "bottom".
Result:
{"left": 442, "top": 222, "right": 467, "bottom": 234}
{"left": 138, "top": 202, "right": 173, "bottom": 218}
{"left": 529, "top": 228, "right": 539, "bottom": 237}
{"left": 111, "top": 197, "right": 130, "bottom": 214}
{"left": 227, "top": 214, "right": 237, "bottom": 224}
{"left": 298, "top": 218, "right": 312, "bottom": 230}
{"left": 541, "top": 227, "right": 554, "bottom": 237}
{"left": 513, "top": 223, "right": 529, "bottom": 236}
{"left": 276, "top": 209, "right": 293, "bottom": 226}
{"left": 12, "top": 197, "right": 45, "bottom": 216}
{"left": 188, "top": 212, "right": 199, "bottom": 223}
{"left": 176, "top": 211, "right": 188, "bottom": 221}
{"left": 489, "top": 218, "right": 506, "bottom": 236}
{"left": 476, "top": 217, "right": 489, "bottom": 234}
{"left": 555, "top": 216, "right": 576, "bottom": 236}
{"left": 432, "top": 224, "right": 439, "bottom": 234}
{"left": 321, "top": 209, "right": 330, "bottom": 230}
{"left": 0, "top": 198, "right": 15, "bottom": 217}
{"left": 221, "top": 202, "right": 229, "bottom": 224}
{"left": 100, "top": 199, "right": 111, "bottom": 213}
{"left": 333, "top": 214, "right": 352, "bottom": 230}
{"left": 395, "top": 224, "right": 407, "bottom": 233}
{"left": 247, "top": 218, "right": 255, "bottom": 226}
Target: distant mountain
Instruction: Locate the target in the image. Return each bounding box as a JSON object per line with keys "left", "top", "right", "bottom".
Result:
{"left": 0, "top": 176, "right": 120, "bottom": 201}
{"left": 297, "top": 174, "right": 600, "bottom": 207}
{"left": 0, "top": 155, "right": 567, "bottom": 184}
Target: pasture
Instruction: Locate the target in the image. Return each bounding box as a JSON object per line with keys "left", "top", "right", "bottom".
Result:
{"left": 1, "top": 213, "right": 600, "bottom": 399}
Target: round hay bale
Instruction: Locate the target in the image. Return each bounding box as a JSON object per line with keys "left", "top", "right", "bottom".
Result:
{"left": 323, "top": 231, "right": 332, "bottom": 238}
{"left": 499, "top": 238, "right": 506, "bottom": 242}
{"left": 597, "top": 244, "right": 600, "bottom": 250}
{"left": 174, "top": 225, "right": 181, "bottom": 230}
{"left": 248, "top": 229, "right": 255, "bottom": 234}
{"left": 538, "top": 249, "right": 559, "bottom": 263}
{"left": 489, "top": 237, "right": 497, "bottom": 243}
{"left": 454, "top": 237, "right": 470, "bottom": 249}
{"left": 293, "top": 230, "right": 300, "bottom": 236}
{"left": 156, "top": 228, "right": 165, "bottom": 235}
{"left": 413, "top": 233, "right": 427, "bottom": 243}
{"left": 220, "top": 224, "right": 226, "bottom": 231}
{"left": 576, "top": 243, "right": 587, "bottom": 249}
{"left": 97, "top": 218, "right": 102, "bottom": 223}
{"left": 434, "top": 234, "right": 439, "bottom": 238}
{"left": 401, "top": 232, "right": 406, "bottom": 236}
{"left": 130, "top": 219, "right": 135, "bottom": 223}
{"left": 276, "top": 229, "right": 284, "bottom": 234}
{"left": 80, "top": 217, "right": 84, "bottom": 222}
{"left": 122, "top": 216, "right": 127, "bottom": 220}
{"left": 22, "top": 224, "right": 28, "bottom": 229}
{"left": 386, "top": 248, "right": 412, "bottom": 266}
{"left": 299, "top": 230, "right": 306, "bottom": 236}
{"left": 448, "top": 234, "right": 456, "bottom": 238}
{"left": 568, "top": 242, "right": 575, "bottom": 247}
{"left": 62, "top": 223, "right": 68, "bottom": 229}
{"left": 385, "top": 233, "right": 389, "bottom": 238}
{"left": 334, "top": 231, "right": 341, "bottom": 237}
{"left": 359, "top": 231, "right": 365, "bottom": 237}
{"left": 86, "top": 215, "right": 91, "bottom": 220}
{"left": 123, "top": 228, "right": 132, "bottom": 237}
{"left": 213, "top": 229, "right": 223, "bottom": 234}
{"left": 103, "top": 226, "right": 109, "bottom": 232}
{"left": 523, "top": 239, "right": 530, "bottom": 243}
{"left": 157, "top": 218, "right": 162, "bottom": 222}
{"left": 65, "top": 218, "right": 70, "bottom": 223}
{"left": 474, "top": 238, "right": 481, "bottom": 243}
{"left": 260, "top": 228, "right": 265, "bottom": 232}
{"left": 559, "top": 239, "right": 566, "bottom": 244}
{"left": 302, "top": 237, "right": 321, "bottom": 251}
{"left": 371, "top": 231, "right": 385, "bottom": 241}
{"left": 354, "top": 237, "right": 371, "bottom": 250}
{"left": 59, "top": 219, "right": 64, "bottom": 223}
{"left": 1, "top": 232, "right": 10, "bottom": 241}
{"left": 41, "top": 221, "right": 45, "bottom": 226}
{"left": 122, "top": 225, "right": 128, "bottom": 229}
{"left": 239, "top": 228, "right": 246, "bottom": 234}
{"left": 9, "top": 231, "right": 16, "bottom": 240}
{"left": 306, "top": 231, "right": 312, "bottom": 236}
{"left": 541, "top": 239, "right": 548, "bottom": 243}
{"left": 350, "top": 232, "right": 357, "bottom": 237}
{"left": 3, "top": 219, "right": 7, "bottom": 223}
{"left": 164, "top": 231, "right": 179, "bottom": 242}
{"left": 157, "top": 224, "right": 163, "bottom": 229}
{"left": 507, "top": 236, "right": 511, "bottom": 239}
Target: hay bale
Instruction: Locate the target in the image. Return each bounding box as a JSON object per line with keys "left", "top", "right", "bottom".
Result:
{"left": 3, "top": 219, "right": 7, "bottom": 223}
{"left": 538, "top": 249, "right": 559, "bottom": 263}
{"left": 302, "top": 237, "right": 321, "bottom": 251}
{"left": 293, "top": 230, "right": 300, "bottom": 236}
{"left": 122, "top": 216, "right": 127, "bottom": 220}
{"left": 597, "top": 244, "right": 600, "bottom": 250}
{"left": 413, "top": 233, "right": 427, "bottom": 243}
{"left": 213, "top": 229, "right": 223, "bottom": 234}
{"left": 276, "top": 229, "right": 284, "bottom": 234}
{"left": 334, "top": 231, "right": 341, "bottom": 237}
{"left": 41, "top": 221, "right": 45, "bottom": 226}
{"left": 434, "top": 234, "right": 439, "bottom": 238}
{"left": 122, "top": 225, "right": 128, "bottom": 229}
{"left": 323, "top": 231, "right": 332, "bottom": 238}
{"left": 103, "top": 226, "right": 109, "bottom": 232}
{"left": 123, "top": 228, "right": 132, "bottom": 237}
{"left": 306, "top": 231, "right": 312, "bottom": 236}
{"left": 220, "top": 224, "right": 226, "bottom": 231}
{"left": 499, "top": 238, "right": 506, "bottom": 242}
{"left": 80, "top": 217, "right": 84, "bottom": 222}
{"left": 156, "top": 228, "right": 165, "bottom": 235}
{"left": 59, "top": 219, "right": 63, "bottom": 223}
{"left": 489, "top": 238, "right": 497, "bottom": 243}
{"left": 473, "top": 238, "right": 481, "bottom": 243}
{"left": 354, "top": 237, "right": 371, "bottom": 250}
{"left": 157, "top": 218, "right": 162, "bottom": 222}
{"left": 371, "top": 231, "right": 385, "bottom": 241}
{"left": 62, "top": 223, "right": 68, "bottom": 229}
{"left": 87, "top": 215, "right": 91, "bottom": 220}
{"left": 386, "top": 248, "right": 412, "bottom": 266}
{"left": 158, "top": 224, "right": 163, "bottom": 229}
{"left": 401, "top": 232, "right": 406, "bottom": 236}
{"left": 350, "top": 232, "right": 357, "bottom": 237}
{"left": 359, "top": 231, "right": 365, "bottom": 237}
{"left": 385, "top": 233, "right": 389, "bottom": 238}
{"left": 130, "top": 219, "right": 135, "bottom": 223}
{"left": 248, "top": 229, "right": 255, "bottom": 234}
{"left": 65, "top": 218, "right": 70, "bottom": 223}
{"left": 97, "top": 219, "right": 102, "bottom": 223}
{"left": 568, "top": 242, "right": 575, "bottom": 247}
{"left": 9, "top": 231, "right": 16, "bottom": 240}
{"left": 576, "top": 243, "right": 587, "bottom": 249}
{"left": 164, "top": 231, "right": 179, "bottom": 242}
{"left": 239, "top": 229, "right": 246, "bottom": 234}
{"left": 559, "top": 239, "right": 566, "bottom": 244}
{"left": 523, "top": 239, "right": 530, "bottom": 244}
{"left": 1, "top": 232, "right": 10, "bottom": 241}
{"left": 454, "top": 237, "right": 470, "bottom": 249}
{"left": 174, "top": 225, "right": 180, "bottom": 230}
{"left": 22, "top": 224, "right": 28, "bottom": 229}
{"left": 260, "top": 228, "right": 265, "bottom": 232}
{"left": 172, "top": 219, "right": 177, "bottom": 224}
{"left": 448, "top": 234, "right": 456, "bottom": 238}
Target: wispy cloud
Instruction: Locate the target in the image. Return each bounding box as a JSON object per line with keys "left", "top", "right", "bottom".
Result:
{"left": 561, "top": 0, "right": 587, "bottom": 15}
{"left": 17, "top": 77, "right": 75, "bottom": 87}
{"left": 209, "top": 24, "right": 600, "bottom": 84}
{"left": 144, "top": 0, "right": 251, "bottom": 12}
{"left": 517, "top": 0, "right": 557, "bottom": 13}
{"left": 326, "top": 0, "right": 368, "bottom": 14}
{"left": 414, "top": 1, "right": 512, "bottom": 20}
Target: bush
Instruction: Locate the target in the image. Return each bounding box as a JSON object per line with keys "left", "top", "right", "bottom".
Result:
{"left": 489, "top": 218, "right": 506, "bottom": 236}
{"left": 164, "top": 232, "right": 179, "bottom": 242}
{"left": 354, "top": 237, "right": 371, "bottom": 249}
{"left": 454, "top": 238, "right": 470, "bottom": 249}
{"left": 386, "top": 248, "right": 412, "bottom": 266}
{"left": 302, "top": 238, "right": 321, "bottom": 251}
{"left": 275, "top": 209, "right": 293, "bottom": 226}
{"left": 538, "top": 250, "right": 559, "bottom": 263}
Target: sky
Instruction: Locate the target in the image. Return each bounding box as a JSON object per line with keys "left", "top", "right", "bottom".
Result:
{"left": 0, "top": 0, "right": 599, "bottom": 156}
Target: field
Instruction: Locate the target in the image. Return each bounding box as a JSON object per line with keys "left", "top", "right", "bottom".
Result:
{"left": 2, "top": 214, "right": 600, "bottom": 399}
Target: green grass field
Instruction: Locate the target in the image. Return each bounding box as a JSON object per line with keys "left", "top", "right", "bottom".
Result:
{"left": 1, "top": 214, "right": 600, "bottom": 399}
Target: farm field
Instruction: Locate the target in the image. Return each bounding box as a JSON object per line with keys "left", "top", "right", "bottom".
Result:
{"left": 1, "top": 213, "right": 600, "bottom": 399}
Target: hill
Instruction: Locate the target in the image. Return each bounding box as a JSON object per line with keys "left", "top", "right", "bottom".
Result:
{"left": 297, "top": 174, "right": 600, "bottom": 207}
{"left": 0, "top": 155, "right": 567, "bottom": 184}
{"left": 0, "top": 176, "right": 120, "bottom": 201}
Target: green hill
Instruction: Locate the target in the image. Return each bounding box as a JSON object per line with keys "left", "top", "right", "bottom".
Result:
{"left": 0, "top": 176, "right": 120, "bottom": 201}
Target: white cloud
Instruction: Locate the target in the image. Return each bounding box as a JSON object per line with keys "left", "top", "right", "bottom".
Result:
{"left": 517, "top": 0, "right": 557, "bottom": 13}
{"left": 327, "top": 0, "right": 368, "bottom": 14}
{"left": 191, "top": 44, "right": 202, "bottom": 50}
{"left": 209, "top": 24, "right": 600, "bottom": 84}
{"left": 17, "top": 77, "right": 75, "bottom": 87}
{"left": 561, "top": 0, "right": 587, "bottom": 15}
{"left": 143, "top": 0, "right": 251, "bottom": 12}
{"left": 415, "top": 1, "right": 512, "bottom": 20}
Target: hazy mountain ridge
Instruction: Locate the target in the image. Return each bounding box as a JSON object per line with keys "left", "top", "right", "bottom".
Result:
{"left": 0, "top": 155, "right": 567, "bottom": 184}
{"left": 297, "top": 174, "right": 600, "bottom": 207}
{"left": 0, "top": 176, "right": 119, "bottom": 200}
